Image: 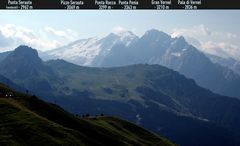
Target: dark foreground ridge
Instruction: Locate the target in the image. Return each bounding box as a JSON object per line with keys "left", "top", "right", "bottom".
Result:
{"left": 0, "top": 83, "right": 176, "bottom": 146}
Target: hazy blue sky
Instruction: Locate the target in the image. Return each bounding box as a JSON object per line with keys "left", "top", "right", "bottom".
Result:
{"left": 0, "top": 10, "right": 240, "bottom": 59}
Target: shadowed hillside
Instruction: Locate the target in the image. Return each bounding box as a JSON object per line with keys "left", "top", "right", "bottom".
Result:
{"left": 0, "top": 83, "right": 176, "bottom": 146}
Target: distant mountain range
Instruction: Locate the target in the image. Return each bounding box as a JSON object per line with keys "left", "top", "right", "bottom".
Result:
{"left": 46, "top": 31, "right": 138, "bottom": 66}
{"left": 36, "top": 29, "right": 240, "bottom": 99}
{"left": 206, "top": 53, "right": 240, "bottom": 76}
{"left": 1, "top": 46, "right": 240, "bottom": 146}
{"left": 0, "top": 83, "right": 175, "bottom": 146}
{"left": 2, "top": 30, "right": 240, "bottom": 99}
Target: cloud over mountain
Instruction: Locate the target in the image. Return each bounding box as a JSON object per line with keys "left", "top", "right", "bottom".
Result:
{"left": 0, "top": 24, "right": 79, "bottom": 52}
{"left": 171, "top": 24, "right": 240, "bottom": 60}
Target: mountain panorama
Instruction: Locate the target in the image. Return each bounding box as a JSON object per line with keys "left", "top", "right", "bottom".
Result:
{"left": 37, "top": 29, "right": 240, "bottom": 98}
{"left": 1, "top": 29, "right": 240, "bottom": 146}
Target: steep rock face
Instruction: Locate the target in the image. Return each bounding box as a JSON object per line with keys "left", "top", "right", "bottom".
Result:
{"left": 0, "top": 45, "right": 43, "bottom": 78}
{"left": 0, "top": 45, "right": 60, "bottom": 95}
{"left": 100, "top": 29, "right": 173, "bottom": 67}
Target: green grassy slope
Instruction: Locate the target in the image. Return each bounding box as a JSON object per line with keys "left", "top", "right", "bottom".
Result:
{"left": 0, "top": 83, "right": 176, "bottom": 146}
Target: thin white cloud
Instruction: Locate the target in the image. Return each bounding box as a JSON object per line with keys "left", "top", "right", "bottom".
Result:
{"left": 112, "top": 26, "right": 127, "bottom": 34}
{"left": 171, "top": 25, "right": 240, "bottom": 60}
{"left": 112, "top": 26, "right": 138, "bottom": 36}
{"left": 201, "top": 41, "right": 240, "bottom": 59}
{"left": 44, "top": 26, "right": 78, "bottom": 40}
{"left": 45, "top": 26, "right": 67, "bottom": 37}
{"left": 0, "top": 24, "right": 36, "bottom": 44}
{"left": 227, "top": 33, "right": 238, "bottom": 39}
{"left": 0, "top": 24, "right": 79, "bottom": 52}
{"left": 0, "top": 30, "right": 13, "bottom": 48}
{"left": 171, "top": 24, "right": 239, "bottom": 42}
{"left": 171, "top": 24, "right": 211, "bottom": 38}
